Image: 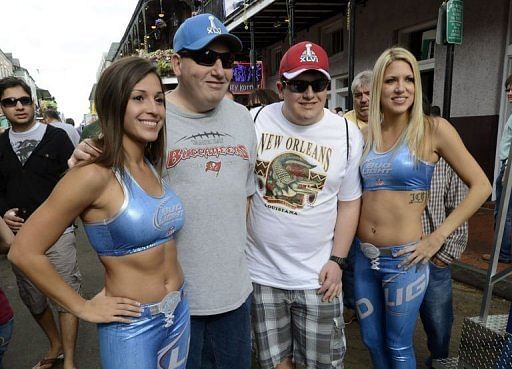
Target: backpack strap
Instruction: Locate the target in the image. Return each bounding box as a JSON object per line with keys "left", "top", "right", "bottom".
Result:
{"left": 344, "top": 117, "right": 349, "bottom": 161}
{"left": 253, "top": 106, "right": 265, "bottom": 123}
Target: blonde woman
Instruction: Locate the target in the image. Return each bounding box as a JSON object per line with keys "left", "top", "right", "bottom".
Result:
{"left": 354, "top": 47, "right": 491, "bottom": 369}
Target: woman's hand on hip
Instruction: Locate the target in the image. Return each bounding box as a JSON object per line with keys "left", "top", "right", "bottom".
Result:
{"left": 396, "top": 235, "right": 443, "bottom": 269}
{"left": 78, "top": 290, "right": 143, "bottom": 323}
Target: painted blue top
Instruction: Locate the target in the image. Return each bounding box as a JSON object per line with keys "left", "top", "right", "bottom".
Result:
{"left": 83, "top": 163, "right": 184, "bottom": 256}
{"left": 360, "top": 141, "right": 435, "bottom": 191}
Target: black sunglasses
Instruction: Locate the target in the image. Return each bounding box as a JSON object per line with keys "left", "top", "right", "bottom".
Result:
{"left": 281, "top": 79, "right": 330, "bottom": 93}
{"left": 0, "top": 96, "right": 33, "bottom": 108}
{"left": 179, "top": 49, "right": 236, "bottom": 69}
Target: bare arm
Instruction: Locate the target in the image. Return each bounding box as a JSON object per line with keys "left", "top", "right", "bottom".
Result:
{"left": 8, "top": 165, "right": 141, "bottom": 322}
{"left": 399, "top": 118, "right": 491, "bottom": 266}
{"left": 318, "top": 198, "right": 361, "bottom": 302}
{"left": 433, "top": 118, "right": 490, "bottom": 241}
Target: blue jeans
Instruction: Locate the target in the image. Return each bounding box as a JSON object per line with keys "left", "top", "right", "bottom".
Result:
{"left": 98, "top": 292, "right": 190, "bottom": 369}
{"left": 354, "top": 241, "right": 429, "bottom": 369}
{"left": 0, "top": 317, "right": 13, "bottom": 369}
{"left": 495, "top": 161, "right": 512, "bottom": 261}
{"left": 186, "top": 295, "right": 252, "bottom": 369}
{"left": 342, "top": 239, "right": 358, "bottom": 310}
{"left": 420, "top": 262, "right": 453, "bottom": 368}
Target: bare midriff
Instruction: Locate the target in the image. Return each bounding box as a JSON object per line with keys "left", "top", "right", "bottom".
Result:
{"left": 357, "top": 190, "right": 428, "bottom": 247}
{"left": 100, "top": 240, "right": 183, "bottom": 304}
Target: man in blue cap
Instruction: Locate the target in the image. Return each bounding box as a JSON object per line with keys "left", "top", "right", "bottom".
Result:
{"left": 166, "top": 13, "right": 256, "bottom": 369}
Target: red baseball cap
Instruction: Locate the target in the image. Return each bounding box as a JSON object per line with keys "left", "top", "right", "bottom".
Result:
{"left": 279, "top": 41, "right": 330, "bottom": 80}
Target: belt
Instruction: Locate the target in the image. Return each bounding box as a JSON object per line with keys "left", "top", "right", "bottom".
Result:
{"left": 147, "top": 290, "right": 182, "bottom": 316}
{"left": 360, "top": 242, "right": 394, "bottom": 259}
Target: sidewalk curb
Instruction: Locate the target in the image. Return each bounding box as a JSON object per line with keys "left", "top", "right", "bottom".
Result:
{"left": 452, "top": 262, "right": 512, "bottom": 302}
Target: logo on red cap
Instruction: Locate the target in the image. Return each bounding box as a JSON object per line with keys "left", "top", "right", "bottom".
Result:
{"left": 300, "top": 43, "right": 319, "bottom": 63}
{"left": 280, "top": 41, "right": 330, "bottom": 80}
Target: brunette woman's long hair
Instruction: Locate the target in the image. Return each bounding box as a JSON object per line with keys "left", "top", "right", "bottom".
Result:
{"left": 89, "top": 56, "right": 166, "bottom": 176}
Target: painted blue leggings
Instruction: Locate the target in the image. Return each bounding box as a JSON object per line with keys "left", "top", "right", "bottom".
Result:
{"left": 98, "top": 293, "right": 190, "bottom": 369}
{"left": 354, "top": 241, "right": 429, "bottom": 369}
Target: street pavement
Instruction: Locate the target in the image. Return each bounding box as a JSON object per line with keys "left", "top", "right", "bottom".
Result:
{"left": 1, "top": 220, "right": 511, "bottom": 369}
{"left": 1, "top": 224, "right": 103, "bottom": 369}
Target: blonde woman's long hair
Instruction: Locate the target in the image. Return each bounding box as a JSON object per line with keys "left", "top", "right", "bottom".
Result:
{"left": 364, "top": 47, "right": 431, "bottom": 161}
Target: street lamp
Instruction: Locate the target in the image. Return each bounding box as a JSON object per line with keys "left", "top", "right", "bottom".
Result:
{"left": 159, "top": 0, "right": 165, "bottom": 17}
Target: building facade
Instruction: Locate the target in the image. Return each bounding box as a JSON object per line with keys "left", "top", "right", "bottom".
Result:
{"left": 0, "top": 49, "right": 13, "bottom": 79}
{"left": 221, "top": 0, "right": 511, "bottom": 182}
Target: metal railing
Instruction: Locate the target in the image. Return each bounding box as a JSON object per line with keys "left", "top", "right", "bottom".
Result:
{"left": 480, "top": 145, "right": 512, "bottom": 321}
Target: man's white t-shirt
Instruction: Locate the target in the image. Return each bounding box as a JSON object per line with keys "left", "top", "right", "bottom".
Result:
{"left": 246, "top": 102, "right": 363, "bottom": 289}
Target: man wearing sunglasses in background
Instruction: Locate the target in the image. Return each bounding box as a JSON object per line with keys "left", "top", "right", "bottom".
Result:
{"left": 0, "top": 77, "right": 80, "bottom": 369}
{"left": 247, "top": 41, "right": 363, "bottom": 369}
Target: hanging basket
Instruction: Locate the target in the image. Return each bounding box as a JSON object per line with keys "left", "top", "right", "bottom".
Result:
{"left": 137, "top": 49, "right": 174, "bottom": 77}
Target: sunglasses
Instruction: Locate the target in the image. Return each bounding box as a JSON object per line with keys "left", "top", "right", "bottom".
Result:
{"left": 281, "top": 79, "right": 330, "bottom": 93}
{"left": 179, "top": 49, "right": 236, "bottom": 69}
{"left": 0, "top": 96, "right": 33, "bottom": 108}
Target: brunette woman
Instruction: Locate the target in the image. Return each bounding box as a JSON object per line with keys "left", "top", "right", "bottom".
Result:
{"left": 9, "top": 56, "right": 189, "bottom": 369}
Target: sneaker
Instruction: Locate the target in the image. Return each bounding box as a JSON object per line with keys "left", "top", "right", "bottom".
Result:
{"left": 482, "top": 254, "right": 512, "bottom": 263}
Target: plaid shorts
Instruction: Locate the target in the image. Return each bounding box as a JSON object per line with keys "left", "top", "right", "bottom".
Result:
{"left": 252, "top": 283, "right": 345, "bottom": 369}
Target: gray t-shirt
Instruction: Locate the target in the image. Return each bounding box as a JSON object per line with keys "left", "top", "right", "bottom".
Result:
{"left": 9, "top": 122, "right": 46, "bottom": 165}
{"left": 165, "top": 98, "right": 257, "bottom": 315}
{"left": 50, "top": 121, "right": 80, "bottom": 147}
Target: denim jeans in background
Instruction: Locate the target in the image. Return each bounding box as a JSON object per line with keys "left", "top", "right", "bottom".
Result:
{"left": 342, "top": 238, "right": 359, "bottom": 310}
{"left": 495, "top": 161, "right": 512, "bottom": 262}
{"left": 186, "top": 295, "right": 252, "bottom": 369}
{"left": 0, "top": 317, "right": 14, "bottom": 369}
{"left": 420, "top": 262, "right": 454, "bottom": 368}
{"left": 354, "top": 241, "right": 429, "bottom": 369}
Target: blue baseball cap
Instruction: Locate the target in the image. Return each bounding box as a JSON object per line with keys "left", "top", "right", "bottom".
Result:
{"left": 173, "top": 13, "right": 243, "bottom": 53}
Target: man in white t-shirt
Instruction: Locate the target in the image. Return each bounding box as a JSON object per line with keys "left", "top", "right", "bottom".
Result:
{"left": 247, "top": 41, "right": 363, "bottom": 369}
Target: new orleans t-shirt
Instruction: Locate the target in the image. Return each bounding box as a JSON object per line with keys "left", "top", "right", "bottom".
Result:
{"left": 247, "top": 102, "right": 363, "bottom": 289}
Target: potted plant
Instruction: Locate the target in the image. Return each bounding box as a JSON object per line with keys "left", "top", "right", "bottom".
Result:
{"left": 137, "top": 49, "right": 174, "bottom": 77}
